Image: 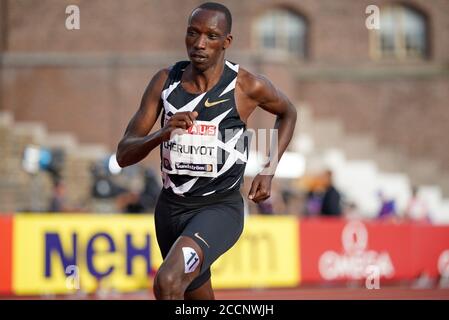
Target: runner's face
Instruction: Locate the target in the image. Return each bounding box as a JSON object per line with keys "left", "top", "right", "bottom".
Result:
{"left": 186, "top": 9, "right": 231, "bottom": 71}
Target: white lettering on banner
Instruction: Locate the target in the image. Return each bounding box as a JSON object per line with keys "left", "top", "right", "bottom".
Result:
{"left": 438, "top": 250, "right": 449, "bottom": 277}
{"left": 342, "top": 220, "right": 368, "bottom": 254}
{"left": 318, "top": 221, "right": 395, "bottom": 280}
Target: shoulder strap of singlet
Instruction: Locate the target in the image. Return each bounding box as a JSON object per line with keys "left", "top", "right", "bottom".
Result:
{"left": 166, "top": 61, "right": 190, "bottom": 84}
{"left": 160, "top": 61, "right": 189, "bottom": 102}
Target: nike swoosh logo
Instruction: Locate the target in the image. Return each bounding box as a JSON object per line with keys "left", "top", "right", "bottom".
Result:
{"left": 194, "top": 232, "right": 210, "bottom": 248}
{"left": 204, "top": 98, "right": 230, "bottom": 108}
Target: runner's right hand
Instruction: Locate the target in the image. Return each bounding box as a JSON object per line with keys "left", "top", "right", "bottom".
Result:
{"left": 161, "top": 111, "right": 198, "bottom": 141}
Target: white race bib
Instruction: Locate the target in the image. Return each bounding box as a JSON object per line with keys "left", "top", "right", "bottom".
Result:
{"left": 162, "top": 119, "right": 219, "bottom": 178}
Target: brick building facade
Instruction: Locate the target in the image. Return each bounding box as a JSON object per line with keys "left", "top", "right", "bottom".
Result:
{"left": 1, "top": 0, "right": 448, "bottom": 198}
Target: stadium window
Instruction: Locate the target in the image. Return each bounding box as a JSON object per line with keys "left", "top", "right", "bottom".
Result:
{"left": 253, "top": 8, "right": 308, "bottom": 59}
{"left": 370, "top": 5, "right": 428, "bottom": 60}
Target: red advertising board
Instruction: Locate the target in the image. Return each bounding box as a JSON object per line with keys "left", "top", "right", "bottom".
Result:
{"left": 299, "top": 218, "right": 427, "bottom": 283}
{"left": 0, "top": 215, "right": 13, "bottom": 294}
{"left": 411, "top": 225, "right": 449, "bottom": 279}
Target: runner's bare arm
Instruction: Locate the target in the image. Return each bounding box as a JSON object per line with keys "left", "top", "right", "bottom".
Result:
{"left": 250, "top": 74, "right": 297, "bottom": 171}
{"left": 116, "top": 69, "right": 168, "bottom": 167}
{"left": 238, "top": 70, "right": 297, "bottom": 202}
{"left": 116, "top": 69, "right": 198, "bottom": 168}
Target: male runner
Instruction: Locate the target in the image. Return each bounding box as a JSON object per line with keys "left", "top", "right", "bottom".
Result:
{"left": 116, "top": 2, "right": 297, "bottom": 300}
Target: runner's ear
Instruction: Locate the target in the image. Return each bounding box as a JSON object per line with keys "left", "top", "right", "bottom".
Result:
{"left": 223, "top": 34, "right": 232, "bottom": 49}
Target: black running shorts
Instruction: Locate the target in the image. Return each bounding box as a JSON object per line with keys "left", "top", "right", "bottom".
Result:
{"left": 154, "top": 188, "right": 244, "bottom": 291}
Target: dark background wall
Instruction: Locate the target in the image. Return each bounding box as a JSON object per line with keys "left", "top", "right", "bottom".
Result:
{"left": 1, "top": 0, "right": 448, "bottom": 171}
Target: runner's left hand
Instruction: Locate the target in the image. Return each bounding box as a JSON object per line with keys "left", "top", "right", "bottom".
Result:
{"left": 248, "top": 173, "right": 274, "bottom": 203}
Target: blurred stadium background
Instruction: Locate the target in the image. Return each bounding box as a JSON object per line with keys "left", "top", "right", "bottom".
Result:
{"left": 0, "top": 0, "right": 449, "bottom": 299}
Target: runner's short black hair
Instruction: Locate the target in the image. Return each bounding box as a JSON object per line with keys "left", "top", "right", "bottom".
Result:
{"left": 190, "top": 2, "right": 232, "bottom": 34}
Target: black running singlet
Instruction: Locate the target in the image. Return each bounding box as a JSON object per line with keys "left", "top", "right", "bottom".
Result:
{"left": 160, "top": 60, "right": 248, "bottom": 196}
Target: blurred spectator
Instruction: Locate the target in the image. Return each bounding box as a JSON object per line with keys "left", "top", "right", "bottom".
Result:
{"left": 280, "top": 187, "right": 294, "bottom": 214}
{"left": 404, "top": 186, "right": 430, "bottom": 223}
{"left": 257, "top": 197, "right": 274, "bottom": 215}
{"left": 116, "top": 191, "right": 145, "bottom": 213}
{"left": 48, "top": 180, "right": 68, "bottom": 212}
{"left": 292, "top": 191, "right": 307, "bottom": 217}
{"left": 320, "top": 170, "right": 342, "bottom": 217}
{"left": 305, "top": 190, "right": 322, "bottom": 217}
{"left": 116, "top": 168, "right": 161, "bottom": 214}
{"left": 139, "top": 168, "right": 161, "bottom": 212}
{"left": 377, "top": 191, "right": 397, "bottom": 220}
{"left": 280, "top": 186, "right": 305, "bottom": 216}
{"left": 302, "top": 174, "right": 324, "bottom": 217}
{"left": 48, "top": 179, "right": 85, "bottom": 212}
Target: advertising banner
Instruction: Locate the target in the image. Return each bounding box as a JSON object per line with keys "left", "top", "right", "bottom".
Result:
{"left": 299, "top": 218, "right": 449, "bottom": 283}
{"left": 13, "top": 214, "right": 161, "bottom": 295}
{"left": 299, "top": 219, "right": 414, "bottom": 283}
{"left": 11, "top": 214, "right": 300, "bottom": 294}
{"left": 212, "top": 215, "right": 300, "bottom": 288}
{"left": 411, "top": 225, "right": 449, "bottom": 279}
{"left": 0, "top": 215, "right": 12, "bottom": 294}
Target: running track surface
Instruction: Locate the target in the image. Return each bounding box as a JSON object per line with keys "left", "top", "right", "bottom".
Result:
{"left": 3, "top": 287, "right": 449, "bottom": 300}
